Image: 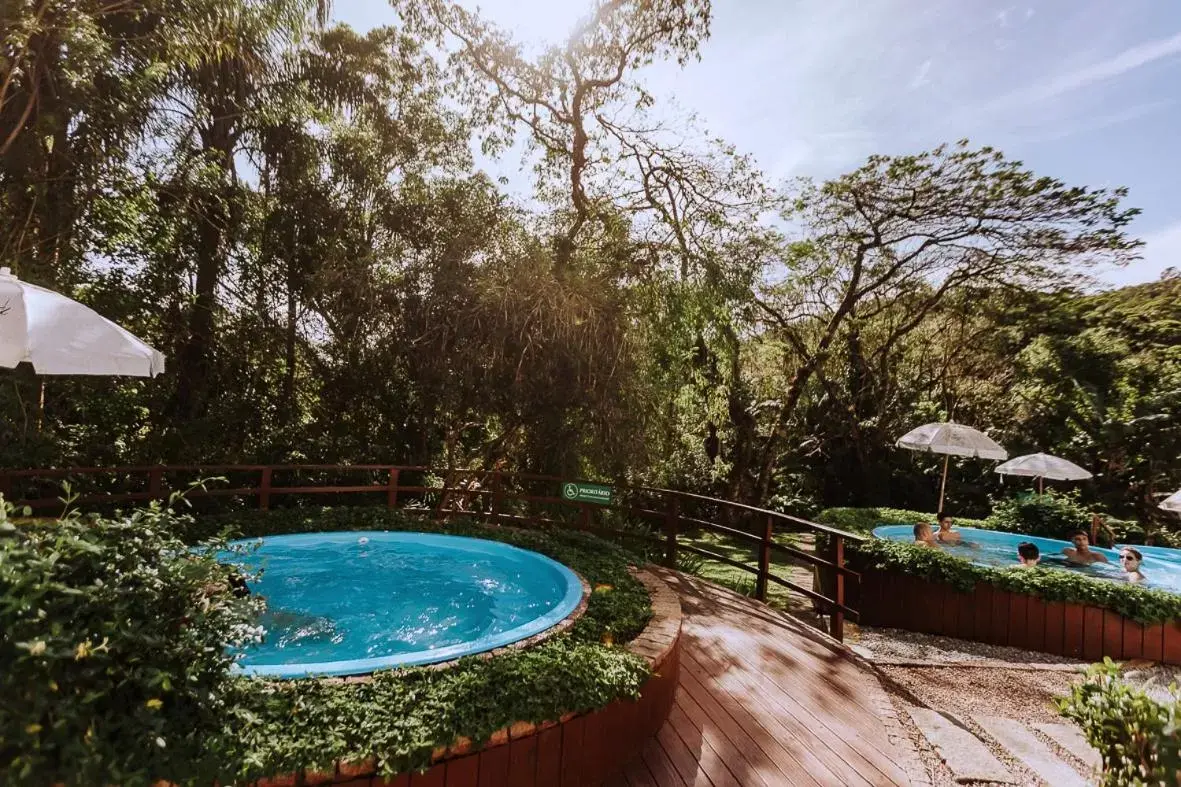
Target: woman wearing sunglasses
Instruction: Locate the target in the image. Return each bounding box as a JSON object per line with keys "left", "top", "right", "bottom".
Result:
{"left": 1118, "top": 548, "right": 1146, "bottom": 584}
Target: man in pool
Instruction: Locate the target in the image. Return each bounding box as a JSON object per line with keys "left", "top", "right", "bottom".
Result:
{"left": 934, "top": 514, "right": 962, "bottom": 545}
{"left": 913, "top": 522, "right": 938, "bottom": 548}
{"left": 1016, "top": 542, "right": 1040, "bottom": 566}
{"left": 1063, "top": 530, "right": 1109, "bottom": 565}
{"left": 1119, "top": 548, "right": 1146, "bottom": 583}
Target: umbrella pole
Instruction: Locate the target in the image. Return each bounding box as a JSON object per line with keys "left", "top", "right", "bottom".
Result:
{"left": 36, "top": 380, "right": 44, "bottom": 433}
{"left": 1038, "top": 476, "right": 1043, "bottom": 495}
{"left": 938, "top": 454, "right": 950, "bottom": 513}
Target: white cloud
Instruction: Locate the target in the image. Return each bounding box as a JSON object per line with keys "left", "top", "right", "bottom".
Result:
{"left": 1010, "top": 30, "right": 1181, "bottom": 107}
{"left": 909, "top": 59, "right": 933, "bottom": 90}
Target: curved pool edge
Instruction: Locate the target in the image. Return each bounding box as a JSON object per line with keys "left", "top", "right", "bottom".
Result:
{"left": 226, "top": 531, "right": 589, "bottom": 679}
{"left": 253, "top": 566, "right": 683, "bottom": 787}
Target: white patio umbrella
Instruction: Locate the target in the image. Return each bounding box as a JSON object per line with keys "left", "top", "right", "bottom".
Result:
{"left": 896, "top": 422, "right": 1008, "bottom": 513}
{"left": 995, "top": 452, "right": 1092, "bottom": 494}
{"left": 1161, "top": 489, "right": 1181, "bottom": 514}
{"left": 0, "top": 267, "right": 164, "bottom": 376}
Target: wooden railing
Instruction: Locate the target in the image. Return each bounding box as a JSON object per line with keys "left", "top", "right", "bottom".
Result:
{"left": 0, "top": 464, "right": 865, "bottom": 641}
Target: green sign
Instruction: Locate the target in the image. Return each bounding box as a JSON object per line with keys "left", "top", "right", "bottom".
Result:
{"left": 561, "top": 481, "right": 613, "bottom": 505}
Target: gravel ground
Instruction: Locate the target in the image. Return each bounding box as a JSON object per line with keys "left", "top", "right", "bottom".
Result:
{"left": 849, "top": 625, "right": 1083, "bottom": 665}
{"left": 877, "top": 665, "right": 1080, "bottom": 725}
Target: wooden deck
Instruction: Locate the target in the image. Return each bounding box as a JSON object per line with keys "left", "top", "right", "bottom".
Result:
{"left": 606, "top": 570, "right": 913, "bottom": 787}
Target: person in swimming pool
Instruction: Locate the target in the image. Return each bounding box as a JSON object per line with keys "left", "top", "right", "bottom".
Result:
{"left": 1063, "top": 530, "right": 1109, "bottom": 565}
{"left": 934, "top": 513, "right": 962, "bottom": 545}
{"left": 1119, "top": 548, "right": 1146, "bottom": 583}
{"left": 913, "top": 522, "right": 938, "bottom": 548}
{"left": 1016, "top": 541, "right": 1040, "bottom": 566}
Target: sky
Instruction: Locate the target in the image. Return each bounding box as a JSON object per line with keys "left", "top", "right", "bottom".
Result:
{"left": 334, "top": 0, "right": 1181, "bottom": 288}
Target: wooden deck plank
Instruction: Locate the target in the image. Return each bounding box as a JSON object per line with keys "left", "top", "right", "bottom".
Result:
{"left": 656, "top": 721, "right": 717, "bottom": 787}
{"left": 670, "top": 691, "right": 783, "bottom": 787}
{"left": 682, "top": 651, "right": 880, "bottom": 787}
{"left": 678, "top": 616, "right": 903, "bottom": 781}
{"left": 621, "top": 754, "right": 660, "bottom": 787}
{"left": 665, "top": 700, "right": 746, "bottom": 787}
{"left": 677, "top": 662, "right": 838, "bottom": 787}
{"left": 657, "top": 569, "right": 911, "bottom": 787}
{"left": 641, "top": 735, "right": 690, "bottom": 787}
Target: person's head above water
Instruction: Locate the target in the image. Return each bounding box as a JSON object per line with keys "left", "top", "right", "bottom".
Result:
{"left": 1119, "top": 547, "right": 1144, "bottom": 573}
{"left": 914, "top": 522, "right": 933, "bottom": 540}
{"left": 937, "top": 513, "right": 953, "bottom": 529}
{"left": 1017, "top": 542, "right": 1040, "bottom": 565}
{"left": 1069, "top": 530, "right": 1091, "bottom": 551}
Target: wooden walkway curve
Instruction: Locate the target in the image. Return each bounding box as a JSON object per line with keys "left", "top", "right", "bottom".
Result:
{"left": 607, "top": 570, "right": 915, "bottom": 787}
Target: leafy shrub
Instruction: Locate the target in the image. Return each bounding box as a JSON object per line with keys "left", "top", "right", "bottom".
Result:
{"left": 3, "top": 504, "right": 658, "bottom": 784}
{"left": 985, "top": 491, "right": 1092, "bottom": 540}
{"left": 0, "top": 500, "right": 262, "bottom": 786}
{"left": 818, "top": 506, "right": 988, "bottom": 534}
{"left": 850, "top": 539, "right": 1181, "bottom": 624}
{"left": 1057, "top": 659, "right": 1180, "bottom": 786}
{"left": 822, "top": 501, "right": 1181, "bottom": 549}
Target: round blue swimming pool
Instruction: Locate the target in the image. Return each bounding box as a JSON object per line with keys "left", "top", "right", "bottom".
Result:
{"left": 221, "top": 532, "right": 585, "bottom": 678}
{"left": 872, "top": 525, "right": 1181, "bottom": 595}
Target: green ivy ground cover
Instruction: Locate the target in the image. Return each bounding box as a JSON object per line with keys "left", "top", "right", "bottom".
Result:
{"left": 3, "top": 505, "right": 654, "bottom": 786}
{"left": 851, "top": 538, "right": 1181, "bottom": 624}
{"left": 195, "top": 507, "right": 655, "bottom": 783}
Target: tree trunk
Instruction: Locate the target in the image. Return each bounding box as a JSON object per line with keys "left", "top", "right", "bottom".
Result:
{"left": 282, "top": 265, "right": 298, "bottom": 416}
{"left": 174, "top": 110, "right": 235, "bottom": 419}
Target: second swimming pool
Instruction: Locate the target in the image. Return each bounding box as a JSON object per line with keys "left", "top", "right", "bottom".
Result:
{"left": 871, "top": 525, "right": 1181, "bottom": 594}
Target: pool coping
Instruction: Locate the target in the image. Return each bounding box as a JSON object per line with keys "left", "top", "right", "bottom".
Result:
{"left": 255, "top": 565, "right": 683, "bottom": 786}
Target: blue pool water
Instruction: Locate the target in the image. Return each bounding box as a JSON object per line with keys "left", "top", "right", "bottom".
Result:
{"left": 1115, "top": 543, "right": 1181, "bottom": 565}
{"left": 221, "top": 532, "right": 584, "bottom": 678}
{"left": 872, "top": 525, "right": 1181, "bottom": 595}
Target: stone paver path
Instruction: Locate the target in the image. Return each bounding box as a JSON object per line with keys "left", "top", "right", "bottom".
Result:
{"left": 1032, "top": 722, "right": 1101, "bottom": 775}
{"left": 907, "top": 709, "right": 1014, "bottom": 784}
{"left": 910, "top": 708, "right": 1103, "bottom": 785}
{"left": 976, "top": 716, "right": 1086, "bottom": 787}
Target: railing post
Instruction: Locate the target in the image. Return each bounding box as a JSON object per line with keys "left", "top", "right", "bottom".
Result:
{"left": 832, "top": 535, "right": 846, "bottom": 642}
{"left": 663, "top": 494, "right": 679, "bottom": 568}
{"left": 387, "top": 468, "right": 400, "bottom": 509}
{"left": 489, "top": 471, "right": 502, "bottom": 524}
{"left": 259, "top": 468, "right": 272, "bottom": 511}
{"left": 756, "top": 514, "right": 772, "bottom": 601}
{"left": 578, "top": 502, "right": 591, "bottom": 530}
{"left": 147, "top": 467, "right": 163, "bottom": 502}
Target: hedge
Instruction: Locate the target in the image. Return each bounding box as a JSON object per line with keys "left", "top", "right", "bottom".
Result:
{"left": 817, "top": 506, "right": 988, "bottom": 534}
{"left": 4, "top": 504, "right": 655, "bottom": 785}
{"left": 851, "top": 539, "right": 1181, "bottom": 624}
{"left": 818, "top": 497, "right": 1179, "bottom": 548}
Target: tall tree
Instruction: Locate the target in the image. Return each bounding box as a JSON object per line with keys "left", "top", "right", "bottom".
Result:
{"left": 737, "top": 142, "right": 1141, "bottom": 504}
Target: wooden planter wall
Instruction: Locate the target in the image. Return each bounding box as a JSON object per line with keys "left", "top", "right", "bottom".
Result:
{"left": 857, "top": 569, "right": 1181, "bottom": 666}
